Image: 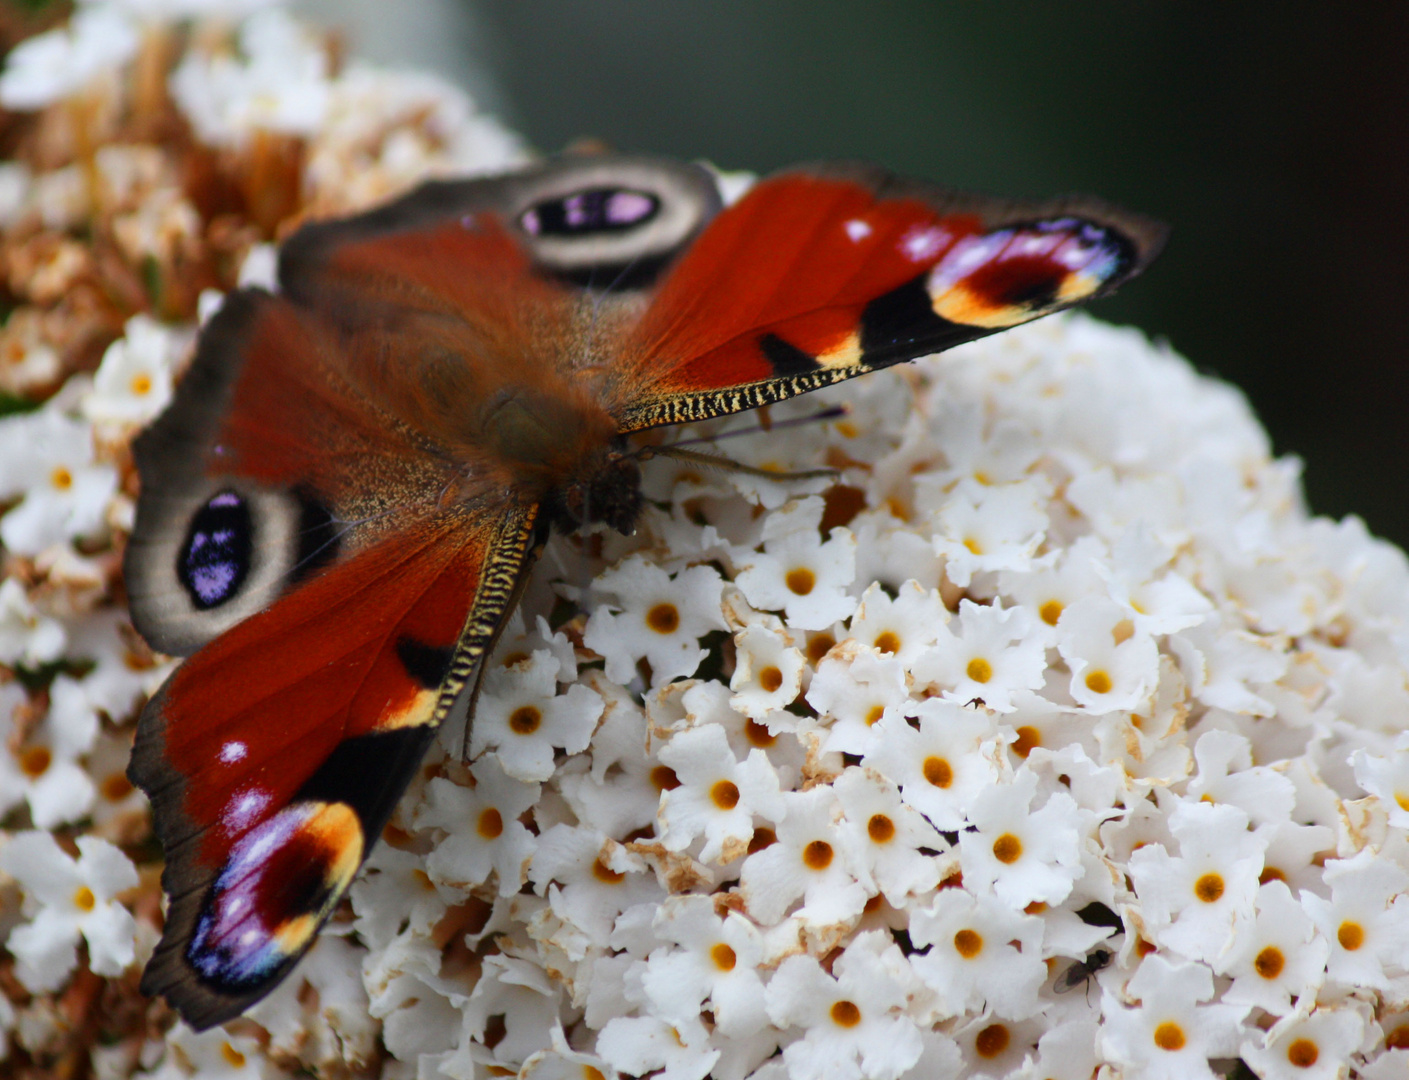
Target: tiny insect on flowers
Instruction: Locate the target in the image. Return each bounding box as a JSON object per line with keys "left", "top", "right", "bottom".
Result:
{"left": 120, "top": 151, "right": 1165, "bottom": 1027}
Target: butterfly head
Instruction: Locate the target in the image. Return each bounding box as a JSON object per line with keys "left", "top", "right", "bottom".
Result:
{"left": 551, "top": 443, "right": 643, "bottom": 536}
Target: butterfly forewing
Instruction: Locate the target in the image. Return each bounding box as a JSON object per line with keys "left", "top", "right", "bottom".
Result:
{"left": 614, "top": 164, "right": 1166, "bottom": 431}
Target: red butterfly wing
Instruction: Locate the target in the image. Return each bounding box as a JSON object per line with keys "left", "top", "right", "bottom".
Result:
{"left": 613, "top": 164, "right": 1166, "bottom": 430}
{"left": 126, "top": 287, "right": 543, "bottom": 1028}
{"left": 131, "top": 505, "right": 537, "bottom": 1028}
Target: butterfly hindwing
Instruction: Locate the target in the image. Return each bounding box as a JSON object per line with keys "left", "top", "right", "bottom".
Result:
{"left": 130, "top": 503, "right": 541, "bottom": 1028}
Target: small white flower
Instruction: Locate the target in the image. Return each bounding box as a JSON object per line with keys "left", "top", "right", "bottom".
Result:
{"left": 806, "top": 647, "right": 910, "bottom": 756}
{"left": 583, "top": 557, "right": 727, "bottom": 687}
{"left": 739, "top": 785, "right": 868, "bottom": 927}
{"left": 0, "top": 406, "right": 118, "bottom": 556}
{"left": 863, "top": 699, "right": 1004, "bottom": 832}
{"left": 596, "top": 1014, "right": 719, "bottom": 1080}
{"left": 0, "top": 309, "right": 62, "bottom": 395}
{"left": 959, "top": 767, "right": 1085, "bottom": 908}
{"left": 834, "top": 766, "right": 945, "bottom": 906}
{"left": 170, "top": 7, "right": 331, "bottom": 146}
{"left": 1220, "top": 881, "right": 1329, "bottom": 1014}
{"left": 1171, "top": 614, "right": 1286, "bottom": 716}
{"left": 1302, "top": 848, "right": 1409, "bottom": 992}
{"left": 1186, "top": 728, "right": 1296, "bottom": 828}
{"left": 0, "top": 5, "right": 138, "bottom": 111}
{"left": 417, "top": 756, "right": 540, "bottom": 897}
{"left": 908, "top": 888, "right": 1046, "bottom": 1020}
{"left": 729, "top": 623, "right": 803, "bottom": 719}
{"left": 0, "top": 832, "right": 138, "bottom": 991}
{"left": 556, "top": 678, "right": 664, "bottom": 838}
{"left": 638, "top": 895, "right": 768, "bottom": 1037}
{"left": 82, "top": 314, "right": 185, "bottom": 425}
{"left": 734, "top": 496, "right": 857, "bottom": 630}
{"left": 1056, "top": 594, "right": 1160, "bottom": 713}
{"left": 469, "top": 650, "right": 602, "bottom": 782}
{"left": 844, "top": 579, "right": 950, "bottom": 666}
{"left": 657, "top": 722, "right": 784, "bottom": 864}
{"left": 348, "top": 845, "right": 447, "bottom": 953}
{"left": 765, "top": 934, "right": 924, "bottom": 1080}
{"left": 1097, "top": 527, "right": 1212, "bottom": 636}
{"left": 461, "top": 953, "right": 562, "bottom": 1067}
{"left": 927, "top": 477, "right": 1049, "bottom": 588}
{"left": 1240, "top": 1004, "right": 1367, "bottom": 1080}
{"left": 1351, "top": 732, "right": 1409, "bottom": 829}
{"left": 911, "top": 598, "right": 1047, "bottom": 713}
{"left": 1100, "top": 955, "right": 1249, "bottom": 1080}
{"left": 152, "top": 1023, "right": 273, "bottom": 1080}
{"left": 1127, "top": 800, "right": 1267, "bottom": 965}
{"left": 0, "top": 694, "right": 98, "bottom": 829}
{"left": 0, "top": 578, "right": 66, "bottom": 667}
{"left": 999, "top": 535, "right": 1107, "bottom": 644}
{"left": 528, "top": 826, "right": 662, "bottom": 943}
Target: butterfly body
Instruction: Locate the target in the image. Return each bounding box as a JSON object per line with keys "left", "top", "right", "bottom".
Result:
{"left": 124, "top": 154, "right": 1164, "bottom": 1028}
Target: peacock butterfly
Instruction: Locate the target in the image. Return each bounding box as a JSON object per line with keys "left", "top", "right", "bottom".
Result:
{"left": 123, "top": 153, "right": 1165, "bottom": 1028}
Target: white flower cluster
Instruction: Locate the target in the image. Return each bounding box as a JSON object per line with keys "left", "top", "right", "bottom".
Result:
{"left": 338, "top": 315, "right": 1409, "bottom": 1080}
{"left": 4, "top": 4, "right": 1409, "bottom": 1080}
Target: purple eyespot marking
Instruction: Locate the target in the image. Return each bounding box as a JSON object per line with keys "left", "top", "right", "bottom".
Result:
{"left": 605, "top": 189, "right": 656, "bottom": 226}
{"left": 188, "top": 801, "right": 361, "bottom": 990}
{"left": 178, "top": 489, "right": 253, "bottom": 611}
{"left": 517, "top": 187, "right": 660, "bottom": 238}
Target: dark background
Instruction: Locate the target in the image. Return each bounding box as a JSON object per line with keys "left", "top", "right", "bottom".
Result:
{"left": 462, "top": 2, "right": 1409, "bottom": 550}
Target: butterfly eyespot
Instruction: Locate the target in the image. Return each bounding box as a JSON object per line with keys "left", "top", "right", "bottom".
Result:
{"left": 178, "top": 490, "right": 254, "bottom": 611}
{"left": 518, "top": 188, "right": 660, "bottom": 238}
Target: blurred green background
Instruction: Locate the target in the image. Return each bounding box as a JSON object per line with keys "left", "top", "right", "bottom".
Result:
{"left": 451, "top": 2, "right": 1409, "bottom": 550}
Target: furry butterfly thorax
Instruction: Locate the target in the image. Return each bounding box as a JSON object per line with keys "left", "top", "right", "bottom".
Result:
{"left": 123, "top": 153, "right": 1165, "bottom": 1028}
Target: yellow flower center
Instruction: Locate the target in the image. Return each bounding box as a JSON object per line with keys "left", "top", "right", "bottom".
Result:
{"left": 829, "top": 1000, "right": 861, "bottom": 1027}
{"left": 802, "top": 840, "right": 833, "bottom": 870}
{"left": 711, "top": 943, "right": 736, "bottom": 971}
{"left": 992, "top": 833, "right": 1023, "bottom": 864}
{"left": 923, "top": 756, "right": 953, "bottom": 789}
{"left": 974, "top": 1023, "right": 1009, "bottom": 1058}
{"left": 1254, "top": 945, "right": 1284, "bottom": 980}
{"left": 477, "top": 808, "right": 503, "bottom": 839}
{"left": 953, "top": 928, "right": 983, "bottom": 958}
{"left": 1286, "top": 1038, "right": 1318, "bottom": 1067}
{"left": 1084, "top": 670, "right": 1113, "bottom": 695}
{"left": 867, "top": 814, "right": 896, "bottom": 843}
{"left": 786, "top": 568, "right": 816, "bottom": 596}
{"left": 710, "top": 780, "right": 741, "bottom": 810}
{"left": 646, "top": 603, "right": 680, "bottom": 634}
{"left": 1194, "top": 873, "right": 1225, "bottom": 903}
{"left": 1153, "top": 1022, "right": 1186, "bottom": 1051}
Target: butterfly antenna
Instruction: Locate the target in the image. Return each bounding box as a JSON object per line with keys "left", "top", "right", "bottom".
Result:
{"left": 638, "top": 443, "right": 838, "bottom": 483}
{"left": 661, "top": 405, "right": 849, "bottom": 451}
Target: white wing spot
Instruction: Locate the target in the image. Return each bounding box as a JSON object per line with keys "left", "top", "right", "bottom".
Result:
{"left": 845, "top": 218, "right": 872, "bottom": 242}
{"left": 900, "top": 224, "right": 948, "bottom": 262}
{"left": 219, "top": 740, "right": 248, "bottom": 764}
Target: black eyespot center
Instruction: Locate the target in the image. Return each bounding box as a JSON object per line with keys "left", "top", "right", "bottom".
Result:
{"left": 178, "top": 489, "right": 253, "bottom": 610}
{"left": 519, "top": 187, "right": 660, "bottom": 237}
